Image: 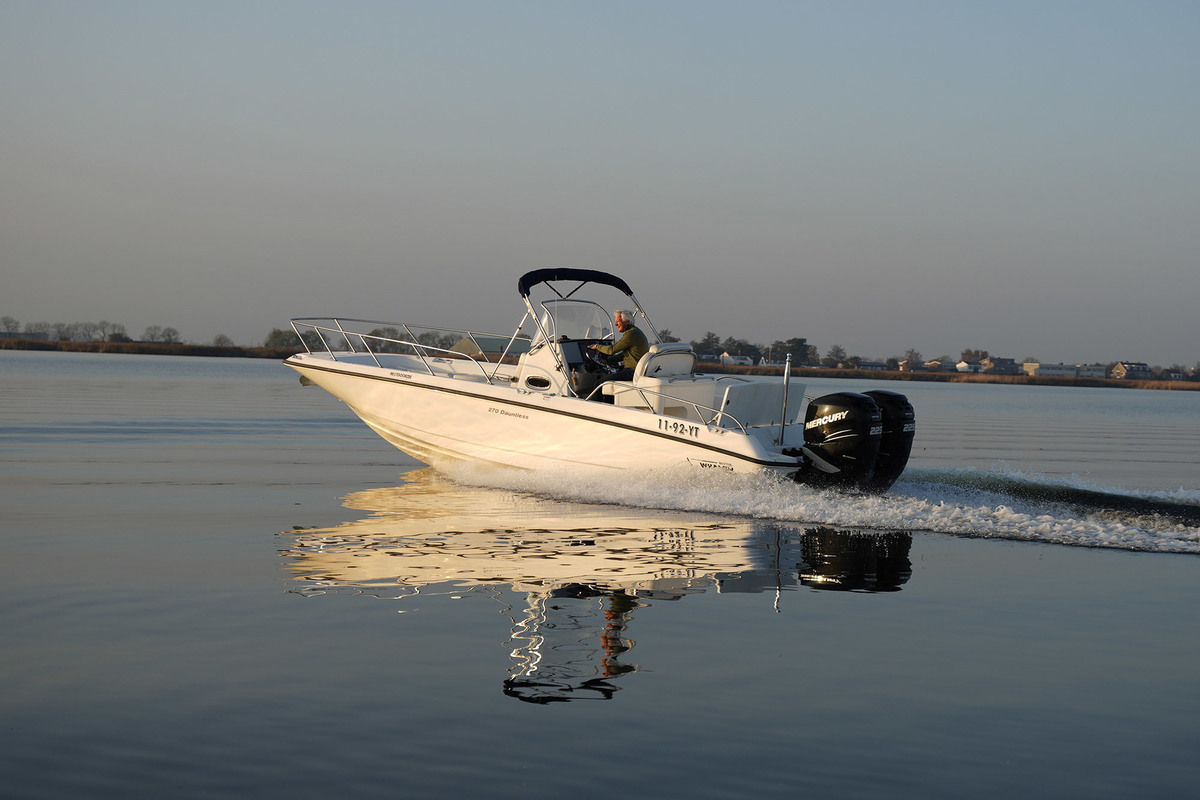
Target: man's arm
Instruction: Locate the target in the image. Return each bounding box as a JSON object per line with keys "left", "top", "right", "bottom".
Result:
{"left": 594, "top": 329, "right": 635, "bottom": 356}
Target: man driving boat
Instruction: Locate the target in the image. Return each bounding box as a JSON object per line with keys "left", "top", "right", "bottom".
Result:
{"left": 588, "top": 309, "right": 649, "bottom": 384}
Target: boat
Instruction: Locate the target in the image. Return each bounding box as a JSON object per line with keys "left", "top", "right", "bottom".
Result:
{"left": 283, "top": 268, "right": 915, "bottom": 490}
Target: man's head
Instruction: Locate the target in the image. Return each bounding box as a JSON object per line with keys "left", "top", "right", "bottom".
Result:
{"left": 615, "top": 310, "right": 634, "bottom": 332}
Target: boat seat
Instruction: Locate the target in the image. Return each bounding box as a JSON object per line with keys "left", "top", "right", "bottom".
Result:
{"left": 715, "top": 380, "right": 778, "bottom": 428}
{"left": 633, "top": 343, "right": 697, "bottom": 381}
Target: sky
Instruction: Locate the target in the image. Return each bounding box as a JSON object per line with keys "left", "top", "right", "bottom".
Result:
{"left": 3, "top": 1, "right": 1198, "bottom": 366}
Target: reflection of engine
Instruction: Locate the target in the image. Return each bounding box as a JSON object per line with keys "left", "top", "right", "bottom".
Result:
{"left": 714, "top": 526, "right": 913, "bottom": 595}
{"left": 503, "top": 586, "right": 641, "bottom": 704}
{"left": 797, "top": 528, "right": 913, "bottom": 592}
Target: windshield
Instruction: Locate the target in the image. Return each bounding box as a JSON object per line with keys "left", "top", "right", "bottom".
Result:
{"left": 534, "top": 300, "right": 613, "bottom": 343}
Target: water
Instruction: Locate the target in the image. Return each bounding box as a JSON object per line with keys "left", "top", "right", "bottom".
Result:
{"left": 2, "top": 350, "right": 1198, "bottom": 799}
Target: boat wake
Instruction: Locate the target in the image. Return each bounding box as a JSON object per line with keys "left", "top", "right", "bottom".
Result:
{"left": 438, "top": 462, "right": 1200, "bottom": 555}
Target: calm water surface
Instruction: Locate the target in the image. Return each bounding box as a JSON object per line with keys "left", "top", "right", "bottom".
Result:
{"left": 2, "top": 351, "right": 1198, "bottom": 799}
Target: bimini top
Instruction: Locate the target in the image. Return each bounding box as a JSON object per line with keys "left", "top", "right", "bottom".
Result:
{"left": 517, "top": 268, "right": 634, "bottom": 299}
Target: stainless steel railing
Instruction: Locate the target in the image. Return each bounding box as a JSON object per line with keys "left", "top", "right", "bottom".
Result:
{"left": 289, "top": 317, "right": 529, "bottom": 385}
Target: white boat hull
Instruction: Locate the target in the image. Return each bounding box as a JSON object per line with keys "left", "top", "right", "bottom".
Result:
{"left": 285, "top": 353, "right": 798, "bottom": 476}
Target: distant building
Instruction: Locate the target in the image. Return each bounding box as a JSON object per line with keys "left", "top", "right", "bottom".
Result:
{"left": 956, "top": 360, "right": 983, "bottom": 373}
{"left": 981, "top": 357, "right": 1019, "bottom": 375}
{"left": 1022, "top": 362, "right": 1113, "bottom": 379}
{"left": 720, "top": 352, "right": 753, "bottom": 366}
{"left": 923, "top": 360, "right": 955, "bottom": 372}
{"left": 1111, "top": 362, "right": 1153, "bottom": 381}
{"left": 1023, "top": 362, "right": 1078, "bottom": 378}
{"left": 898, "top": 360, "right": 925, "bottom": 372}
{"left": 857, "top": 361, "right": 887, "bottom": 371}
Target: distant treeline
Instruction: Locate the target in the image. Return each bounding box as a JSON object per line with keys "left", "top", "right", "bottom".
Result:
{"left": 0, "top": 338, "right": 295, "bottom": 359}
{"left": 5, "top": 336, "right": 1197, "bottom": 391}
{"left": 763, "top": 365, "right": 1200, "bottom": 392}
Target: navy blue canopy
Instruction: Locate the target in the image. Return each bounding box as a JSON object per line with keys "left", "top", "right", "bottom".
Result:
{"left": 518, "top": 269, "right": 634, "bottom": 299}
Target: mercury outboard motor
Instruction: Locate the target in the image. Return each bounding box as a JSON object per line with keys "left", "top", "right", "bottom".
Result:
{"left": 800, "top": 392, "right": 882, "bottom": 488}
{"left": 861, "top": 390, "right": 916, "bottom": 492}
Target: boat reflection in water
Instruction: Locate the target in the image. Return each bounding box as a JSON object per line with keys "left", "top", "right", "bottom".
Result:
{"left": 279, "top": 469, "right": 912, "bottom": 703}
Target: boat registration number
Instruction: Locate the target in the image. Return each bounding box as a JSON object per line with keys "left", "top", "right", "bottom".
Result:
{"left": 658, "top": 419, "right": 701, "bottom": 438}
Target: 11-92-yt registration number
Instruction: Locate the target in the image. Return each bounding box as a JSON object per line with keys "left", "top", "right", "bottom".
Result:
{"left": 658, "top": 419, "right": 701, "bottom": 438}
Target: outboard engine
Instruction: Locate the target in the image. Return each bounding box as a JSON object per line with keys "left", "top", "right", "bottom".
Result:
{"left": 799, "top": 392, "right": 882, "bottom": 488}
{"left": 862, "top": 390, "right": 916, "bottom": 492}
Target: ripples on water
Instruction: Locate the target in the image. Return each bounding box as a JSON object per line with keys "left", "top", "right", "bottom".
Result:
{"left": 4, "top": 352, "right": 1200, "bottom": 798}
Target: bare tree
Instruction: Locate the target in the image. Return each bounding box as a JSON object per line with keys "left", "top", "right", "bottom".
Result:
{"left": 264, "top": 327, "right": 321, "bottom": 350}
{"left": 960, "top": 348, "right": 989, "bottom": 363}
{"left": 366, "top": 327, "right": 404, "bottom": 353}
{"left": 823, "top": 344, "right": 847, "bottom": 368}
{"left": 143, "top": 325, "right": 163, "bottom": 342}
{"left": 161, "top": 327, "right": 180, "bottom": 344}
{"left": 263, "top": 328, "right": 301, "bottom": 348}
{"left": 690, "top": 332, "right": 722, "bottom": 354}
{"left": 1, "top": 316, "right": 18, "bottom": 334}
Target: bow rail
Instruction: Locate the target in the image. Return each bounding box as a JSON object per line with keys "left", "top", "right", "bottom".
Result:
{"left": 289, "top": 317, "right": 531, "bottom": 385}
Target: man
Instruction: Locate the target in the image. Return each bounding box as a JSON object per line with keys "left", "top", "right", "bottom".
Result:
{"left": 588, "top": 309, "right": 649, "bottom": 389}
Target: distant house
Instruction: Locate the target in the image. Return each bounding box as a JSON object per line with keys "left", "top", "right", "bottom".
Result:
{"left": 923, "top": 360, "right": 955, "bottom": 372}
{"left": 857, "top": 361, "right": 887, "bottom": 371}
{"left": 720, "top": 352, "right": 753, "bottom": 366}
{"left": 1023, "top": 362, "right": 1078, "bottom": 378}
{"left": 1023, "top": 362, "right": 1111, "bottom": 379}
{"left": 898, "top": 360, "right": 925, "bottom": 372}
{"left": 1111, "top": 362, "right": 1153, "bottom": 381}
{"left": 981, "top": 357, "right": 1019, "bottom": 375}
{"left": 956, "top": 360, "right": 983, "bottom": 373}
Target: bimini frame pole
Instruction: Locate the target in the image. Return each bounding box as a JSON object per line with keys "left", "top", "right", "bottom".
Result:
{"left": 778, "top": 353, "right": 792, "bottom": 445}
{"left": 625, "top": 292, "right": 661, "bottom": 343}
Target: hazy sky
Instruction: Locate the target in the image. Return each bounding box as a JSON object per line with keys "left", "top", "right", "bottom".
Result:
{"left": 3, "top": 1, "right": 1198, "bottom": 365}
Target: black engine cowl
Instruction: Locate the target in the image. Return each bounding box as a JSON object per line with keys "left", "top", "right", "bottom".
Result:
{"left": 801, "top": 392, "right": 882, "bottom": 487}
{"left": 862, "top": 390, "right": 916, "bottom": 492}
